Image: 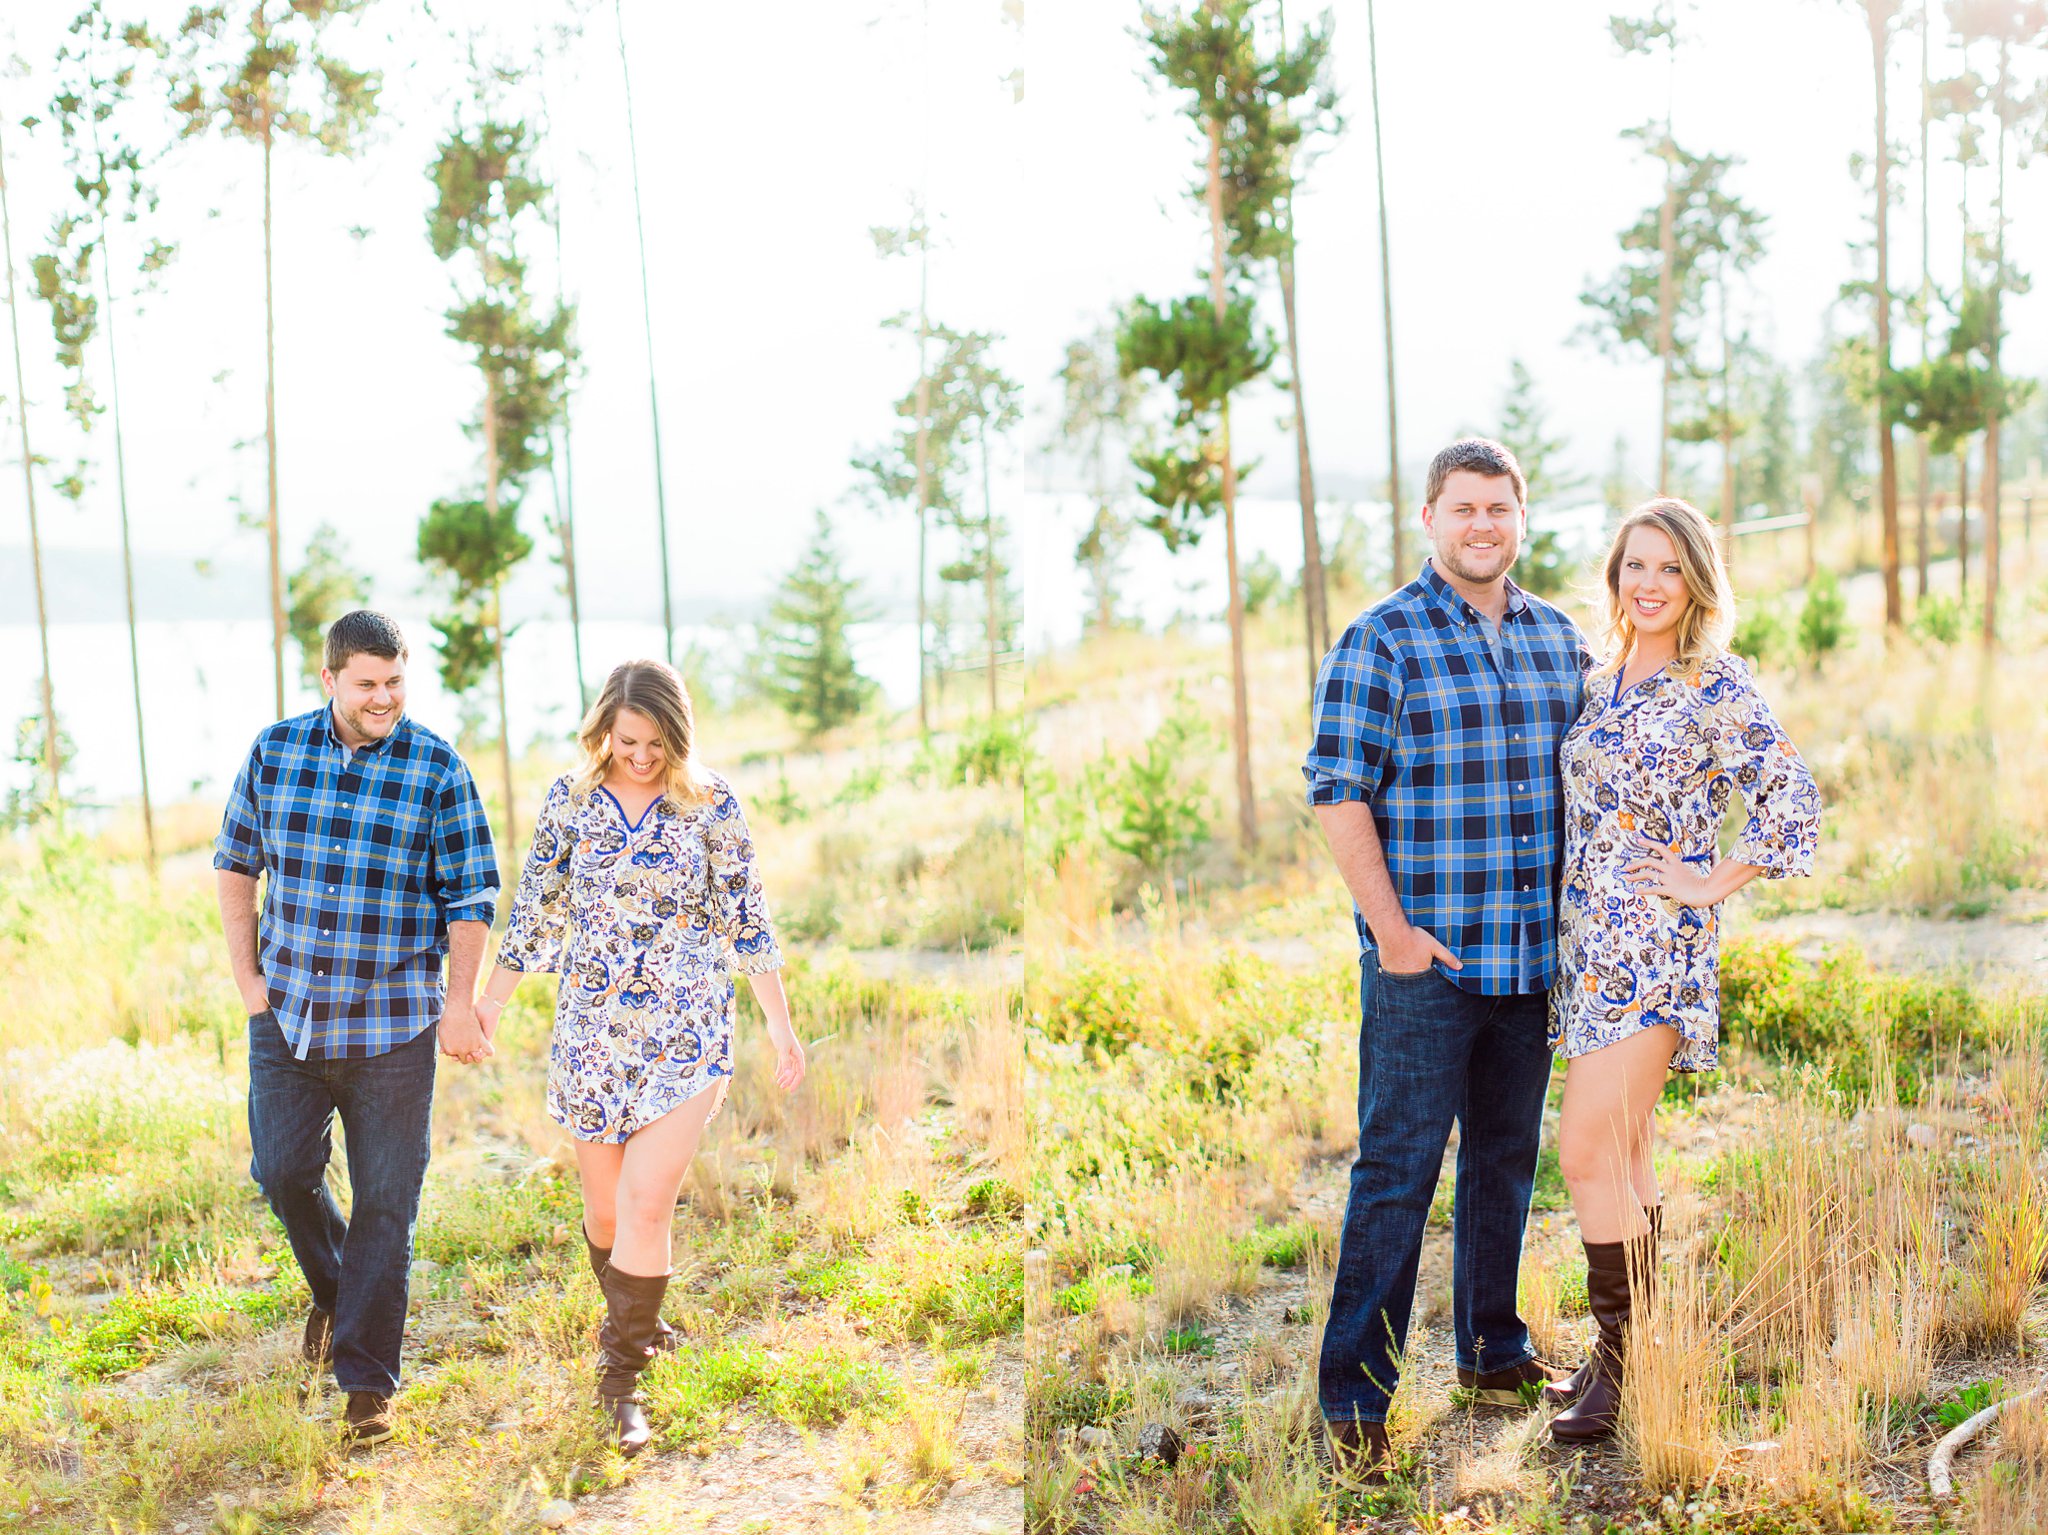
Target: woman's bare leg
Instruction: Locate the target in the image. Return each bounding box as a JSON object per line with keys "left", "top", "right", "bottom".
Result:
{"left": 1558, "top": 1026, "right": 1678, "bottom": 1244}
{"left": 609, "top": 1086, "right": 722, "bottom": 1277}
{"left": 574, "top": 1140, "right": 627, "bottom": 1249}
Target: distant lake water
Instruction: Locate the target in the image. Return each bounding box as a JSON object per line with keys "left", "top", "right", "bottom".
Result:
{"left": 0, "top": 615, "right": 920, "bottom": 810}
{"left": 4, "top": 490, "right": 1613, "bottom": 809}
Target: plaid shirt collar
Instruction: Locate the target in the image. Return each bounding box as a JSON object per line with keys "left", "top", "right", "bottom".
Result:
{"left": 319, "top": 703, "right": 405, "bottom": 757}
{"left": 1419, "top": 558, "right": 1531, "bottom": 627}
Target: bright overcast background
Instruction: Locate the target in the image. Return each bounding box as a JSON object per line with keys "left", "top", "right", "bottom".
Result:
{"left": 4, "top": 0, "right": 2045, "bottom": 801}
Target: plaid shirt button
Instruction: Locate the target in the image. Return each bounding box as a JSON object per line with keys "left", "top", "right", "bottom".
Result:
{"left": 213, "top": 707, "right": 500, "bottom": 1059}
{"left": 1302, "top": 562, "right": 1595, "bottom": 995}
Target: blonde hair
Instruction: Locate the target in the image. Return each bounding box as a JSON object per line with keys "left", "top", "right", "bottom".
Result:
{"left": 1591, "top": 498, "right": 1736, "bottom": 681}
{"left": 569, "top": 660, "right": 714, "bottom": 808}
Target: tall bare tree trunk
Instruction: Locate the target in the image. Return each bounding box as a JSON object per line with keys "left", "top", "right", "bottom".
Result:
{"left": 1204, "top": 100, "right": 1256, "bottom": 854}
{"left": 1717, "top": 257, "right": 1736, "bottom": 567}
{"left": 1655, "top": 165, "right": 1676, "bottom": 495}
{"left": 484, "top": 378, "right": 516, "bottom": 849}
{"left": 1957, "top": 446, "right": 1970, "bottom": 599}
{"left": 1869, "top": 0, "right": 1903, "bottom": 630}
{"left": 0, "top": 107, "right": 59, "bottom": 810}
{"left": 263, "top": 121, "right": 286, "bottom": 717}
{"left": 97, "top": 208, "right": 157, "bottom": 871}
{"left": 548, "top": 190, "right": 586, "bottom": 711}
{"left": 914, "top": 245, "right": 932, "bottom": 735}
{"left": 1274, "top": 0, "right": 1325, "bottom": 685}
{"left": 1982, "top": 32, "right": 2007, "bottom": 646}
{"left": 1916, "top": 1, "right": 1932, "bottom": 600}
{"left": 616, "top": 0, "right": 674, "bottom": 666}
{"left": 1278, "top": 246, "right": 1325, "bottom": 689}
{"left": 981, "top": 418, "right": 998, "bottom": 717}
{"left": 1366, "top": 0, "right": 1402, "bottom": 587}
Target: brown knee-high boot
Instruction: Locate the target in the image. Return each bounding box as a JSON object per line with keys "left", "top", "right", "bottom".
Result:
{"left": 1543, "top": 1204, "right": 1659, "bottom": 1409}
{"left": 585, "top": 1226, "right": 679, "bottom": 1353}
{"left": 596, "top": 1264, "right": 671, "bottom": 1457}
{"left": 1550, "top": 1222, "right": 1656, "bottom": 1443}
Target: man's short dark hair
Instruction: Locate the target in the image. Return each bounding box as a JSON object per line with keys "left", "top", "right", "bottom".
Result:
{"left": 1424, "top": 437, "right": 1526, "bottom": 507}
{"left": 324, "top": 610, "right": 408, "bottom": 674}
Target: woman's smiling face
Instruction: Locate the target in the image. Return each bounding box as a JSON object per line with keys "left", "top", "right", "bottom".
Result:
{"left": 1617, "top": 523, "right": 1690, "bottom": 642}
{"left": 610, "top": 709, "right": 667, "bottom": 784}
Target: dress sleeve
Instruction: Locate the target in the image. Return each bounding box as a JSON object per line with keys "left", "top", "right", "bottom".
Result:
{"left": 703, "top": 779, "right": 784, "bottom": 974}
{"left": 495, "top": 777, "right": 576, "bottom": 973}
{"left": 1700, "top": 655, "right": 1821, "bottom": 879}
{"left": 1303, "top": 621, "right": 1404, "bottom": 807}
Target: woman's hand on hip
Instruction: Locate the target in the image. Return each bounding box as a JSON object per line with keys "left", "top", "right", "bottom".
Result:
{"left": 1624, "top": 838, "right": 1716, "bottom": 906}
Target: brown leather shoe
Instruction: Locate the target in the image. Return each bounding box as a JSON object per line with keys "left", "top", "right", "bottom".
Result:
{"left": 1323, "top": 1417, "right": 1393, "bottom": 1481}
{"left": 1456, "top": 1355, "right": 1570, "bottom": 1407}
{"left": 344, "top": 1391, "right": 395, "bottom": 1444}
{"left": 1542, "top": 1204, "right": 1660, "bottom": 1410}
{"left": 302, "top": 1304, "right": 334, "bottom": 1366}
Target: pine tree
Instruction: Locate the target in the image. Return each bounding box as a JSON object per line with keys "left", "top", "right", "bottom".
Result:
{"left": 767, "top": 511, "right": 876, "bottom": 742}
{"left": 1496, "top": 358, "right": 1587, "bottom": 598}
{"left": 287, "top": 524, "right": 372, "bottom": 687}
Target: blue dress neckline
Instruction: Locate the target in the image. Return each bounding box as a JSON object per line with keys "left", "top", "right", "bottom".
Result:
{"left": 598, "top": 783, "right": 662, "bottom": 832}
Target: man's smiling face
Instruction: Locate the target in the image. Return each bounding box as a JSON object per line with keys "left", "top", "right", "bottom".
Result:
{"left": 1422, "top": 470, "right": 1525, "bottom": 587}
{"left": 323, "top": 652, "right": 407, "bottom": 744}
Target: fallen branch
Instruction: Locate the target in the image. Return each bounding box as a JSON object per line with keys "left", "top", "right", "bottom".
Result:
{"left": 1929, "top": 1377, "right": 2048, "bottom": 1500}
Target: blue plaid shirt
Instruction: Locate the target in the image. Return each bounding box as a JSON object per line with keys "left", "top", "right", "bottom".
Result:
{"left": 1304, "top": 561, "right": 1594, "bottom": 994}
{"left": 214, "top": 706, "right": 500, "bottom": 1059}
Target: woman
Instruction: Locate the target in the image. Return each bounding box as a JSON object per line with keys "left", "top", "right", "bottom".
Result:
{"left": 475, "top": 659, "right": 806, "bottom": 1455}
{"left": 1543, "top": 499, "right": 1820, "bottom": 1442}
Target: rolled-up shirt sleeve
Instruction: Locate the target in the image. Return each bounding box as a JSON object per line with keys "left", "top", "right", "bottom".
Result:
{"left": 213, "top": 741, "right": 267, "bottom": 877}
{"left": 429, "top": 761, "right": 500, "bottom": 925}
{"left": 1303, "top": 622, "right": 1403, "bottom": 807}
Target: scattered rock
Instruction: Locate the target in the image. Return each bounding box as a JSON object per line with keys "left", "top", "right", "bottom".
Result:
{"left": 409, "top": 1258, "right": 443, "bottom": 1282}
{"left": 1103, "top": 1263, "right": 1135, "bottom": 1282}
{"left": 537, "top": 1497, "right": 576, "bottom": 1528}
{"left": 1136, "top": 1422, "right": 1184, "bottom": 1466}
{"left": 771, "top": 1488, "right": 798, "bottom": 1506}
{"left": 485, "top": 1420, "right": 519, "bottom": 1436}
{"left": 1906, "top": 1123, "right": 1939, "bottom": 1149}
{"left": 1176, "top": 1387, "right": 1214, "bottom": 1416}
{"left": 1023, "top": 1249, "right": 1049, "bottom": 1275}
{"left": 1075, "top": 1425, "right": 1112, "bottom": 1450}
{"left": 1726, "top": 1440, "right": 1781, "bottom": 1464}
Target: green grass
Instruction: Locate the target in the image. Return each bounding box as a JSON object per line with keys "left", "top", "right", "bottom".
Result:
{"left": 643, "top": 1341, "right": 904, "bottom": 1447}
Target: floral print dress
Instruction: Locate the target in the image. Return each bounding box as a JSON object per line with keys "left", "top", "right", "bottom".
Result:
{"left": 1549, "top": 652, "right": 1821, "bottom": 1073}
{"left": 496, "top": 772, "right": 784, "bottom": 1142}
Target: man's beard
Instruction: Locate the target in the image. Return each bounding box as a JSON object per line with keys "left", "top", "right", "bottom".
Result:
{"left": 1437, "top": 539, "right": 1516, "bottom": 584}
{"left": 338, "top": 700, "right": 402, "bottom": 738}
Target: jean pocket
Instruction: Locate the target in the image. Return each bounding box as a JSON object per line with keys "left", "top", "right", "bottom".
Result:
{"left": 1375, "top": 956, "right": 1436, "bottom": 982}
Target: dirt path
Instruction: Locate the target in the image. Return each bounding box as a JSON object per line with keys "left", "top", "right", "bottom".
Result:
{"left": 1745, "top": 901, "right": 2048, "bottom": 989}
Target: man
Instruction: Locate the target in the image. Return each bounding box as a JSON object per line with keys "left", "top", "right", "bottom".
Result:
{"left": 1303, "top": 439, "right": 1593, "bottom": 1473}
{"left": 214, "top": 610, "right": 499, "bottom": 1444}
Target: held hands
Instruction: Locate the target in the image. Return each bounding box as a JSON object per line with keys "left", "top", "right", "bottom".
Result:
{"left": 1378, "top": 921, "right": 1461, "bottom": 977}
{"left": 1624, "top": 837, "right": 1718, "bottom": 907}
{"left": 438, "top": 995, "right": 495, "bottom": 1066}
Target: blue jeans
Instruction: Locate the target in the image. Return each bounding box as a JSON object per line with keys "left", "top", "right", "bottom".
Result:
{"left": 1318, "top": 954, "right": 1553, "bottom": 1424}
{"left": 246, "top": 1012, "right": 437, "bottom": 1397}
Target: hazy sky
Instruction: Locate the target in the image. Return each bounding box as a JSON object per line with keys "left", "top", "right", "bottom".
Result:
{"left": 5, "top": 0, "right": 2046, "bottom": 627}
